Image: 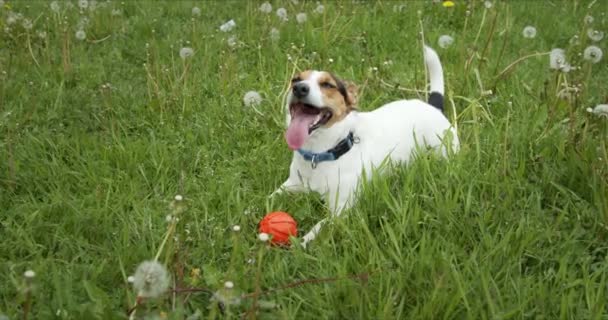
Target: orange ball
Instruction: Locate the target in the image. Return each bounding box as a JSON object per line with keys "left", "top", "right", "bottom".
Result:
{"left": 258, "top": 211, "right": 298, "bottom": 245}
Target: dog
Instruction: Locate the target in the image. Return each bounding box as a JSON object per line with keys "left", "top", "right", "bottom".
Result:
{"left": 271, "top": 45, "right": 459, "bottom": 247}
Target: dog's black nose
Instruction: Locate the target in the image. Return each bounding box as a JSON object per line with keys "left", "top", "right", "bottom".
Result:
{"left": 293, "top": 82, "right": 310, "bottom": 98}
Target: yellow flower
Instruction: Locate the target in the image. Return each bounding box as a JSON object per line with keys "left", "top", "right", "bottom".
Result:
{"left": 443, "top": 1, "right": 455, "bottom": 7}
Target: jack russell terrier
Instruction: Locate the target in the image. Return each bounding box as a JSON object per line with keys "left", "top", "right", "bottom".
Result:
{"left": 272, "top": 45, "right": 459, "bottom": 247}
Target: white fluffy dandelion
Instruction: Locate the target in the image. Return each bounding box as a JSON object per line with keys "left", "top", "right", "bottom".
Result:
{"left": 260, "top": 2, "right": 272, "bottom": 14}
{"left": 37, "top": 30, "right": 47, "bottom": 39}
{"left": 587, "top": 28, "right": 604, "bottom": 42}
{"left": 296, "top": 12, "right": 307, "bottom": 24}
{"left": 50, "top": 1, "right": 61, "bottom": 13}
{"left": 584, "top": 15, "right": 594, "bottom": 24}
{"left": 243, "top": 91, "right": 262, "bottom": 106}
{"left": 522, "top": 26, "right": 537, "bottom": 39}
{"left": 179, "top": 47, "right": 194, "bottom": 59}
{"left": 438, "top": 35, "right": 454, "bottom": 48}
{"left": 270, "top": 27, "right": 280, "bottom": 41}
{"left": 24, "top": 270, "right": 36, "bottom": 279}
{"left": 569, "top": 35, "right": 580, "bottom": 46}
{"left": 549, "top": 48, "right": 567, "bottom": 70}
{"left": 589, "top": 104, "right": 608, "bottom": 117}
{"left": 227, "top": 35, "right": 238, "bottom": 47}
{"left": 75, "top": 29, "right": 86, "bottom": 41}
{"left": 224, "top": 281, "right": 234, "bottom": 289}
{"left": 174, "top": 194, "right": 183, "bottom": 201}
{"left": 583, "top": 45, "right": 603, "bottom": 63}
{"left": 232, "top": 225, "right": 241, "bottom": 232}
{"left": 220, "top": 19, "right": 236, "bottom": 32}
{"left": 258, "top": 232, "right": 270, "bottom": 242}
{"left": 132, "top": 260, "right": 170, "bottom": 298}
{"left": 6, "top": 12, "right": 21, "bottom": 25}
{"left": 192, "top": 6, "right": 201, "bottom": 16}
{"left": 276, "top": 8, "right": 288, "bottom": 22}
{"left": 22, "top": 18, "right": 33, "bottom": 30}
{"left": 78, "top": 0, "right": 88, "bottom": 10}
{"left": 484, "top": 1, "right": 493, "bottom": 9}
{"left": 315, "top": 3, "right": 325, "bottom": 14}
{"left": 111, "top": 9, "right": 122, "bottom": 16}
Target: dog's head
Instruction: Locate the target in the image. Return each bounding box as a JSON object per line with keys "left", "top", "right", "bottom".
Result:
{"left": 285, "top": 70, "right": 358, "bottom": 150}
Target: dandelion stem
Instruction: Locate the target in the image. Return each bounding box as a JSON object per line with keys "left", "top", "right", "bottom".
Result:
{"left": 154, "top": 221, "right": 176, "bottom": 262}
{"left": 492, "top": 51, "right": 551, "bottom": 86}
{"left": 379, "top": 79, "right": 426, "bottom": 94}
{"left": 26, "top": 34, "right": 40, "bottom": 68}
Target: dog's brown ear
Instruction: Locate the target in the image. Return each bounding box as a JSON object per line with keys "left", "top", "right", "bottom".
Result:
{"left": 345, "top": 81, "right": 358, "bottom": 108}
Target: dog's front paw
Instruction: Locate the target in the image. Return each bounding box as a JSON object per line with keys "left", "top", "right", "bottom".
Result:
{"left": 268, "top": 188, "right": 284, "bottom": 199}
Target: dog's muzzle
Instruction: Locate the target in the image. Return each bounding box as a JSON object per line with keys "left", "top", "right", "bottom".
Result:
{"left": 293, "top": 82, "right": 310, "bottom": 98}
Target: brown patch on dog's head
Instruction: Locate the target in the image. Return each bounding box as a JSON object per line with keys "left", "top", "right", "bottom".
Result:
{"left": 315, "top": 72, "right": 358, "bottom": 127}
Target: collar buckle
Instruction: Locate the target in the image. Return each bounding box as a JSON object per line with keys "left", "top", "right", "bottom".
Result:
{"left": 311, "top": 154, "right": 318, "bottom": 169}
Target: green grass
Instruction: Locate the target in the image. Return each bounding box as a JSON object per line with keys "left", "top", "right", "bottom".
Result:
{"left": 1, "top": 0, "right": 607, "bottom": 319}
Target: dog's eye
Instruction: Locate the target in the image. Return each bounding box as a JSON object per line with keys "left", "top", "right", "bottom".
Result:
{"left": 320, "top": 82, "right": 335, "bottom": 89}
{"left": 291, "top": 77, "right": 302, "bottom": 83}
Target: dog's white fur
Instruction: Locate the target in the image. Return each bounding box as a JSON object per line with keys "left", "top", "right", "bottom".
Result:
{"left": 273, "top": 46, "right": 459, "bottom": 247}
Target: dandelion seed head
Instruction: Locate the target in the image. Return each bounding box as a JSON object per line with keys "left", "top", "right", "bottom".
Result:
{"left": 296, "top": 12, "right": 307, "bottom": 24}
{"left": 243, "top": 91, "right": 262, "bottom": 107}
{"left": 192, "top": 6, "right": 201, "bottom": 16}
{"left": 549, "top": 48, "right": 566, "bottom": 70}
{"left": 88, "top": 0, "right": 97, "bottom": 12}
{"left": 50, "top": 1, "right": 61, "bottom": 13}
{"left": 224, "top": 281, "right": 234, "bottom": 289}
{"left": 220, "top": 19, "right": 236, "bottom": 32}
{"left": 484, "top": 1, "right": 493, "bottom": 9}
{"left": 127, "top": 276, "right": 135, "bottom": 283}
{"left": 258, "top": 232, "right": 270, "bottom": 242}
{"left": 583, "top": 45, "right": 603, "bottom": 63}
{"left": 260, "top": 2, "right": 272, "bottom": 14}
{"left": 78, "top": 0, "right": 88, "bottom": 9}
{"left": 438, "top": 35, "right": 454, "bottom": 48}
{"left": 584, "top": 15, "right": 594, "bottom": 24}
{"left": 270, "top": 27, "right": 280, "bottom": 41}
{"left": 111, "top": 9, "right": 122, "bottom": 16}
{"left": 569, "top": 35, "right": 580, "bottom": 45}
{"left": 587, "top": 28, "right": 604, "bottom": 42}
{"left": 224, "top": 35, "right": 236, "bottom": 47}
{"left": 522, "top": 26, "right": 537, "bottom": 39}
{"left": 22, "top": 18, "right": 33, "bottom": 30}
{"left": 133, "top": 260, "right": 170, "bottom": 298}
{"left": 179, "top": 47, "right": 194, "bottom": 59}
{"left": 24, "top": 270, "right": 36, "bottom": 278}
{"left": 232, "top": 225, "right": 241, "bottom": 232}
{"left": 6, "top": 12, "right": 21, "bottom": 25}
{"left": 276, "top": 8, "right": 288, "bottom": 21}
{"left": 75, "top": 29, "right": 86, "bottom": 41}
{"left": 315, "top": 3, "right": 325, "bottom": 14}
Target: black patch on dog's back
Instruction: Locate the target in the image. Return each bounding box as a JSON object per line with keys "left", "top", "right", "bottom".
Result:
{"left": 428, "top": 91, "right": 444, "bottom": 113}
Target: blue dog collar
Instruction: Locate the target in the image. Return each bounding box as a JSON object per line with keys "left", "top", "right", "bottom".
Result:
{"left": 297, "top": 132, "right": 358, "bottom": 169}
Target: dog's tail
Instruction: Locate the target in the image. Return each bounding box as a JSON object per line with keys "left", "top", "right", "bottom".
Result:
{"left": 423, "top": 45, "right": 444, "bottom": 113}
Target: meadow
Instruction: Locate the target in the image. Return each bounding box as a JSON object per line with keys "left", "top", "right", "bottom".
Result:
{"left": 1, "top": 0, "right": 607, "bottom": 319}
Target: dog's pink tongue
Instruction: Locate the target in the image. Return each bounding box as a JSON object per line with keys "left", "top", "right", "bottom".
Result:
{"left": 285, "top": 110, "right": 317, "bottom": 150}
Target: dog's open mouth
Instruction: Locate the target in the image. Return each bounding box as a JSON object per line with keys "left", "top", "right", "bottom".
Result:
{"left": 285, "top": 102, "right": 332, "bottom": 150}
